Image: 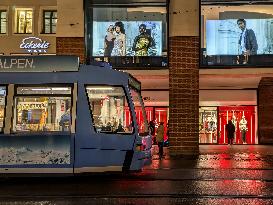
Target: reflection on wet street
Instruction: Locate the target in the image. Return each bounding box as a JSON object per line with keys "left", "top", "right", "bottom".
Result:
{"left": 1, "top": 145, "right": 273, "bottom": 205}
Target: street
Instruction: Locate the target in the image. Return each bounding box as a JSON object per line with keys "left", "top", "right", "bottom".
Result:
{"left": 0, "top": 145, "right": 273, "bottom": 205}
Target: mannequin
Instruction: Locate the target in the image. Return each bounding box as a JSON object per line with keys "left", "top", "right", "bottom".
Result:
{"left": 239, "top": 115, "right": 248, "bottom": 144}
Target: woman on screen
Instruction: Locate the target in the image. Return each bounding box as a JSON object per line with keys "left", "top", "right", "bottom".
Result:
{"left": 104, "top": 25, "right": 116, "bottom": 57}
{"left": 111, "top": 21, "right": 126, "bottom": 56}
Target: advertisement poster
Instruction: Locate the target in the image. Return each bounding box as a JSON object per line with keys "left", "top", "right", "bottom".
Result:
{"left": 0, "top": 135, "right": 70, "bottom": 165}
{"left": 206, "top": 19, "right": 273, "bottom": 55}
{"left": 93, "top": 21, "right": 162, "bottom": 57}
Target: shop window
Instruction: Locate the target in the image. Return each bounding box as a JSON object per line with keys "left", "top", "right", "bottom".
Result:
{"left": 15, "top": 9, "right": 33, "bottom": 34}
{"left": 86, "top": 1, "right": 168, "bottom": 68}
{"left": 0, "top": 87, "right": 6, "bottom": 132}
{"left": 218, "top": 106, "right": 257, "bottom": 145}
{"left": 199, "top": 107, "right": 218, "bottom": 144}
{"left": 43, "top": 10, "right": 57, "bottom": 34}
{"left": 13, "top": 86, "right": 72, "bottom": 132}
{"left": 200, "top": 2, "right": 273, "bottom": 68}
{"left": 86, "top": 86, "right": 133, "bottom": 134}
{"left": 129, "top": 88, "right": 148, "bottom": 134}
{"left": 0, "top": 11, "right": 7, "bottom": 34}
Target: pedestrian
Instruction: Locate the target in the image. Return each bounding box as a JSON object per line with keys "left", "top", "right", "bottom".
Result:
{"left": 148, "top": 120, "right": 156, "bottom": 144}
{"left": 156, "top": 122, "right": 164, "bottom": 159}
{"left": 226, "top": 120, "right": 235, "bottom": 145}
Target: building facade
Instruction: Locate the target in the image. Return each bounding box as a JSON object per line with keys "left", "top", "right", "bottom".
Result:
{"left": 1, "top": 0, "right": 273, "bottom": 156}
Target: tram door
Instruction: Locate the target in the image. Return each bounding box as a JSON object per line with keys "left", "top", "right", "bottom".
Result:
{"left": 218, "top": 106, "right": 256, "bottom": 144}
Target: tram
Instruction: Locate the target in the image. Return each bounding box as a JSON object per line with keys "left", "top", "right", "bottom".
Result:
{"left": 0, "top": 56, "right": 152, "bottom": 174}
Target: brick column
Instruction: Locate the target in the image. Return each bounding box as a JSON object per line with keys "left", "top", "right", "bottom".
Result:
{"left": 258, "top": 77, "right": 273, "bottom": 144}
{"left": 169, "top": 36, "right": 199, "bottom": 156}
{"left": 56, "top": 37, "right": 85, "bottom": 63}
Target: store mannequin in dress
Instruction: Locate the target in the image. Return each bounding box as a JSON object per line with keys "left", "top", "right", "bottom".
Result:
{"left": 239, "top": 115, "right": 248, "bottom": 144}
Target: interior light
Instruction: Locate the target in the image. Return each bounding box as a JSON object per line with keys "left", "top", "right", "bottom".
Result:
{"left": 31, "top": 88, "right": 51, "bottom": 91}
{"left": 87, "top": 87, "right": 114, "bottom": 90}
{"left": 52, "top": 87, "right": 70, "bottom": 91}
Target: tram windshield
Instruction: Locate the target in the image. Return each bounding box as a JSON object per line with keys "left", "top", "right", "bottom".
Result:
{"left": 130, "top": 88, "right": 149, "bottom": 135}
{"left": 86, "top": 86, "right": 133, "bottom": 134}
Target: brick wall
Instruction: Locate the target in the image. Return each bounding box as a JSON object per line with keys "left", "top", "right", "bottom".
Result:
{"left": 258, "top": 77, "right": 273, "bottom": 144}
{"left": 169, "top": 36, "right": 199, "bottom": 156}
{"left": 56, "top": 37, "right": 85, "bottom": 63}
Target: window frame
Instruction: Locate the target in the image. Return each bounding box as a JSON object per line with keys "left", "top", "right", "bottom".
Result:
{"left": 12, "top": 84, "right": 74, "bottom": 134}
{"left": 85, "top": 84, "right": 135, "bottom": 135}
{"left": 42, "top": 10, "right": 57, "bottom": 34}
{"left": 15, "top": 8, "right": 33, "bottom": 34}
{"left": 0, "top": 85, "right": 7, "bottom": 134}
{"left": 0, "top": 10, "right": 7, "bottom": 34}
{"left": 85, "top": 1, "right": 169, "bottom": 69}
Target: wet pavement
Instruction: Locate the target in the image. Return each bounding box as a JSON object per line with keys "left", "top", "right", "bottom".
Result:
{"left": 1, "top": 145, "right": 273, "bottom": 205}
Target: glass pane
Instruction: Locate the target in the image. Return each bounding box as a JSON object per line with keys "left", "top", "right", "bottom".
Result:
{"left": 86, "top": 86, "right": 132, "bottom": 134}
{"left": 130, "top": 88, "right": 148, "bottom": 134}
{"left": 26, "top": 11, "right": 32, "bottom": 19}
{"left": 1, "top": 11, "right": 6, "bottom": 19}
{"left": 17, "top": 86, "right": 72, "bottom": 95}
{"left": 52, "top": 19, "right": 57, "bottom": 26}
{"left": 26, "top": 18, "right": 32, "bottom": 33}
{"left": 14, "top": 96, "right": 72, "bottom": 132}
{"left": 44, "top": 11, "right": 51, "bottom": 18}
{"left": 0, "top": 87, "right": 6, "bottom": 132}
{"left": 51, "top": 25, "right": 56, "bottom": 33}
{"left": 0, "top": 20, "right": 6, "bottom": 34}
{"left": 52, "top": 11, "right": 57, "bottom": 19}
{"left": 218, "top": 106, "right": 257, "bottom": 145}
{"left": 199, "top": 107, "right": 218, "bottom": 144}
{"left": 44, "top": 25, "right": 50, "bottom": 34}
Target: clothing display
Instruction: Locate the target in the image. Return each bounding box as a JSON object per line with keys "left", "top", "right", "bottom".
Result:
{"left": 239, "top": 116, "right": 248, "bottom": 143}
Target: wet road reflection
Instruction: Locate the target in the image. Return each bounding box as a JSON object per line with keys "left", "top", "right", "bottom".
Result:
{"left": 0, "top": 145, "right": 273, "bottom": 204}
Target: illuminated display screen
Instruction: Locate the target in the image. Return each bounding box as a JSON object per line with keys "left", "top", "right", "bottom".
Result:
{"left": 93, "top": 21, "right": 162, "bottom": 57}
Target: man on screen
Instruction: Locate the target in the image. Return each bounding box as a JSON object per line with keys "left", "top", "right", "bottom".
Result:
{"left": 132, "top": 24, "right": 155, "bottom": 56}
{"left": 237, "top": 19, "right": 258, "bottom": 63}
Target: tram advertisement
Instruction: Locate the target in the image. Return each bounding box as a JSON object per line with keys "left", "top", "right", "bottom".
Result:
{"left": 0, "top": 135, "right": 70, "bottom": 165}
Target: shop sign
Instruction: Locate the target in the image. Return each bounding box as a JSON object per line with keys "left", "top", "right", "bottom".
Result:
{"left": 0, "top": 56, "right": 79, "bottom": 72}
{"left": 20, "top": 37, "right": 50, "bottom": 53}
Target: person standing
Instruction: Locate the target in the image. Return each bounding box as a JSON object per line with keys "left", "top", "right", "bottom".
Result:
{"left": 132, "top": 24, "right": 155, "bottom": 56}
{"left": 156, "top": 122, "right": 164, "bottom": 159}
{"left": 226, "top": 120, "right": 235, "bottom": 145}
{"left": 111, "top": 21, "right": 126, "bottom": 56}
{"left": 104, "top": 25, "right": 116, "bottom": 57}
{"left": 237, "top": 19, "right": 258, "bottom": 64}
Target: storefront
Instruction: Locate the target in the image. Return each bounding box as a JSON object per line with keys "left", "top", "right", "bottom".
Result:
{"left": 199, "top": 90, "right": 258, "bottom": 145}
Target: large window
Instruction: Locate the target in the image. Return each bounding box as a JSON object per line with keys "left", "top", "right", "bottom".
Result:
{"left": 13, "top": 86, "right": 72, "bottom": 132}
{"left": 86, "top": 0, "right": 168, "bottom": 68}
{"left": 43, "top": 10, "right": 57, "bottom": 34}
{"left": 16, "top": 9, "right": 33, "bottom": 34}
{"left": 200, "top": 2, "right": 273, "bottom": 67}
{"left": 86, "top": 86, "right": 133, "bottom": 134}
{"left": 0, "top": 11, "right": 7, "bottom": 34}
{"left": 199, "top": 107, "right": 218, "bottom": 144}
{"left": 0, "top": 87, "right": 6, "bottom": 132}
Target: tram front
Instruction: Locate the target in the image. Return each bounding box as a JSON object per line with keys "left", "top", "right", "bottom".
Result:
{"left": 128, "top": 76, "right": 152, "bottom": 170}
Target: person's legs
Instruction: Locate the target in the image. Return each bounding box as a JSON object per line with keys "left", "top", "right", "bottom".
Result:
{"left": 158, "top": 142, "right": 163, "bottom": 158}
{"left": 242, "top": 131, "right": 246, "bottom": 143}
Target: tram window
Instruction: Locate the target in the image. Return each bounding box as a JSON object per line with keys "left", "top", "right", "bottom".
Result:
{"left": 0, "top": 87, "right": 6, "bottom": 132}
{"left": 86, "top": 86, "right": 133, "bottom": 134}
{"left": 13, "top": 86, "right": 72, "bottom": 133}
{"left": 129, "top": 88, "right": 149, "bottom": 135}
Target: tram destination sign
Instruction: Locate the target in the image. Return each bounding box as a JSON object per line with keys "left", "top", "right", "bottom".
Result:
{"left": 0, "top": 56, "right": 79, "bottom": 72}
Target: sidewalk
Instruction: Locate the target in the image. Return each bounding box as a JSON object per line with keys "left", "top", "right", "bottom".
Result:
{"left": 147, "top": 144, "right": 273, "bottom": 170}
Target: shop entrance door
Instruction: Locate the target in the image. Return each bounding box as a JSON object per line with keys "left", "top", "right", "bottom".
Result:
{"left": 218, "top": 106, "right": 257, "bottom": 144}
